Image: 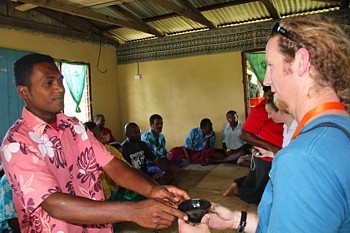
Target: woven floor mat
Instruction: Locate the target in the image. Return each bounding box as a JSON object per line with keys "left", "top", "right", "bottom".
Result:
{"left": 118, "top": 164, "right": 257, "bottom": 232}
{"left": 188, "top": 163, "right": 257, "bottom": 214}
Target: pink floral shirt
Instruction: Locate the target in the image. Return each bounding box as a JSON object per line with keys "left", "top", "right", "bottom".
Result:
{"left": 1, "top": 108, "right": 114, "bottom": 233}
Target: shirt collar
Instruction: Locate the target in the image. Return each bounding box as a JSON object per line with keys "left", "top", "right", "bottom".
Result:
{"left": 22, "top": 107, "right": 64, "bottom": 136}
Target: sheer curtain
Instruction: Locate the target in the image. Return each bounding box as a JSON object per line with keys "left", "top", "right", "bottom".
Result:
{"left": 61, "top": 63, "right": 87, "bottom": 113}
{"left": 245, "top": 52, "right": 266, "bottom": 85}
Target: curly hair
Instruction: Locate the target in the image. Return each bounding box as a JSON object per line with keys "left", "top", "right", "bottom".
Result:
{"left": 14, "top": 53, "right": 55, "bottom": 88}
{"left": 270, "top": 15, "right": 350, "bottom": 105}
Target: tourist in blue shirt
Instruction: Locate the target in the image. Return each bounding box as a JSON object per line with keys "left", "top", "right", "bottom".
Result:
{"left": 178, "top": 15, "right": 350, "bottom": 233}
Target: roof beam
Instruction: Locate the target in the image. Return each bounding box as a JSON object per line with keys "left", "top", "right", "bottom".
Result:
{"left": 12, "top": 0, "right": 164, "bottom": 37}
{"left": 108, "top": 4, "right": 164, "bottom": 36}
{"left": 176, "top": 0, "right": 216, "bottom": 28}
{"left": 198, "top": 0, "right": 255, "bottom": 11}
{"left": 150, "top": 0, "right": 215, "bottom": 29}
{"left": 35, "top": 8, "right": 118, "bottom": 43}
{"left": 259, "top": 0, "right": 280, "bottom": 19}
{"left": 145, "top": 0, "right": 256, "bottom": 23}
{"left": 0, "top": 13, "right": 117, "bottom": 45}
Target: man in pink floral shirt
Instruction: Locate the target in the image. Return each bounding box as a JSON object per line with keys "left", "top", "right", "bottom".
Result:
{"left": 0, "top": 53, "right": 190, "bottom": 232}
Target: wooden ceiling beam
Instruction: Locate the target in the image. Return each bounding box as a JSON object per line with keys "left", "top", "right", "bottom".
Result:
{"left": 108, "top": 4, "right": 164, "bottom": 36}
{"left": 259, "top": 0, "right": 280, "bottom": 19}
{"left": 150, "top": 0, "right": 215, "bottom": 29}
{"left": 12, "top": 0, "right": 164, "bottom": 37}
{"left": 0, "top": 13, "right": 117, "bottom": 45}
{"left": 198, "top": 0, "right": 256, "bottom": 11}
{"left": 35, "top": 8, "right": 118, "bottom": 43}
{"left": 176, "top": 0, "right": 216, "bottom": 28}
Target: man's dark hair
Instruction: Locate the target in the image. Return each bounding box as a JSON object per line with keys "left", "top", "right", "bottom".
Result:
{"left": 226, "top": 110, "right": 237, "bottom": 116}
{"left": 14, "top": 53, "right": 55, "bottom": 87}
{"left": 84, "top": 121, "right": 97, "bottom": 130}
{"left": 149, "top": 114, "right": 162, "bottom": 125}
{"left": 200, "top": 118, "right": 212, "bottom": 129}
{"left": 93, "top": 114, "right": 104, "bottom": 121}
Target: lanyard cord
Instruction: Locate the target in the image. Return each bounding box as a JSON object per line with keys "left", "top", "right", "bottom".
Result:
{"left": 292, "top": 102, "right": 345, "bottom": 139}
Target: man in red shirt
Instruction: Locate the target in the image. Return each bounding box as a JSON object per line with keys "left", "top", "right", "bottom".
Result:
{"left": 94, "top": 114, "right": 117, "bottom": 145}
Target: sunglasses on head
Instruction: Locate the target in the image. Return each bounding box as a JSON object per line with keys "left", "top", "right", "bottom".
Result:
{"left": 272, "top": 22, "right": 301, "bottom": 43}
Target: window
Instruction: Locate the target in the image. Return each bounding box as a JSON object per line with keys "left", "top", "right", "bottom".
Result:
{"left": 56, "top": 61, "right": 91, "bottom": 123}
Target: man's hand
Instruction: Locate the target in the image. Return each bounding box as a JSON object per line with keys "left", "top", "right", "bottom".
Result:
{"left": 131, "top": 199, "right": 187, "bottom": 229}
{"left": 178, "top": 214, "right": 211, "bottom": 233}
{"left": 149, "top": 186, "right": 190, "bottom": 205}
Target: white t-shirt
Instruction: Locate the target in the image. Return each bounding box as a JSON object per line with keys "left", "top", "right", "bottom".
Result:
{"left": 221, "top": 121, "right": 246, "bottom": 150}
{"left": 282, "top": 119, "right": 298, "bottom": 148}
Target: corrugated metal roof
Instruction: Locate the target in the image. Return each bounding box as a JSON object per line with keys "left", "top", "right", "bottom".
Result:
{"left": 0, "top": 0, "right": 348, "bottom": 44}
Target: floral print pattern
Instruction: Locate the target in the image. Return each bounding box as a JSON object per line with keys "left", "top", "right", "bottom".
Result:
{"left": 1, "top": 108, "right": 114, "bottom": 232}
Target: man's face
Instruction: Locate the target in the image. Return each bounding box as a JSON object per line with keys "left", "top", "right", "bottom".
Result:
{"left": 95, "top": 117, "right": 105, "bottom": 129}
{"left": 226, "top": 113, "right": 238, "bottom": 125}
{"left": 201, "top": 123, "right": 213, "bottom": 136}
{"left": 151, "top": 118, "right": 163, "bottom": 134}
{"left": 264, "top": 36, "right": 296, "bottom": 111}
{"left": 126, "top": 125, "right": 141, "bottom": 142}
{"left": 18, "top": 62, "right": 65, "bottom": 123}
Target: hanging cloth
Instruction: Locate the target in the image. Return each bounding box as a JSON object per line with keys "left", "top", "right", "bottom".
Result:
{"left": 61, "top": 63, "right": 87, "bottom": 113}
{"left": 245, "top": 52, "right": 266, "bottom": 85}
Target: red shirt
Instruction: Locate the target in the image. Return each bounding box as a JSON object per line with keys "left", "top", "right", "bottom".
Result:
{"left": 243, "top": 99, "right": 283, "bottom": 162}
{"left": 101, "top": 127, "right": 116, "bottom": 144}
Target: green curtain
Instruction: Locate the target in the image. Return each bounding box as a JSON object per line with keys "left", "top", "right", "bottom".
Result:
{"left": 245, "top": 52, "right": 266, "bottom": 85}
{"left": 61, "top": 63, "right": 86, "bottom": 113}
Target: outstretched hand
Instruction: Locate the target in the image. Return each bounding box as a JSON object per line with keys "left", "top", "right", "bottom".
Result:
{"left": 131, "top": 198, "right": 187, "bottom": 229}
{"left": 149, "top": 185, "right": 190, "bottom": 206}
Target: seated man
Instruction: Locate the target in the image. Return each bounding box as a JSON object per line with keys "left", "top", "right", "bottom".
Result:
{"left": 207, "top": 110, "right": 251, "bottom": 164}
{"left": 93, "top": 113, "right": 117, "bottom": 145}
{"left": 122, "top": 122, "right": 180, "bottom": 185}
{"left": 168, "top": 118, "right": 215, "bottom": 166}
{"left": 83, "top": 121, "right": 140, "bottom": 202}
{"left": 141, "top": 114, "right": 180, "bottom": 182}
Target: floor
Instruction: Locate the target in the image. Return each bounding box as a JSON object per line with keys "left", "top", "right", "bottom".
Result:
{"left": 117, "top": 163, "right": 257, "bottom": 233}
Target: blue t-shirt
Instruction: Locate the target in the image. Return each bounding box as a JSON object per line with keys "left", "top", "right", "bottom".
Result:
{"left": 0, "top": 175, "right": 17, "bottom": 230}
{"left": 257, "top": 115, "right": 350, "bottom": 232}
{"left": 183, "top": 127, "right": 215, "bottom": 151}
{"left": 141, "top": 130, "right": 167, "bottom": 159}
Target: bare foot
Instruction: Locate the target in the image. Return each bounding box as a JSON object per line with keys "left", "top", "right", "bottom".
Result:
{"left": 222, "top": 183, "right": 239, "bottom": 197}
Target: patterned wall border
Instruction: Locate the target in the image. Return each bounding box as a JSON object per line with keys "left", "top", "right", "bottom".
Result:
{"left": 117, "top": 9, "right": 350, "bottom": 64}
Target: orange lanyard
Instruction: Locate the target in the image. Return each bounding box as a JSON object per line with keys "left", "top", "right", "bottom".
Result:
{"left": 292, "top": 102, "right": 345, "bottom": 139}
